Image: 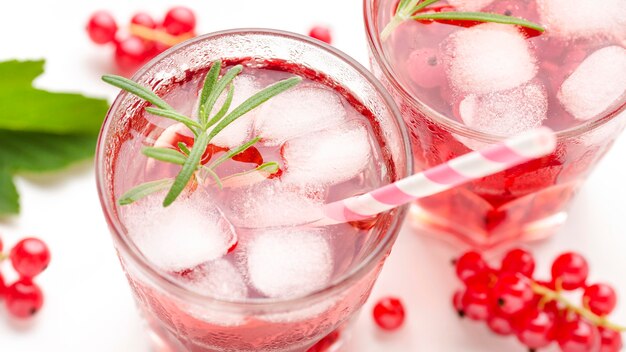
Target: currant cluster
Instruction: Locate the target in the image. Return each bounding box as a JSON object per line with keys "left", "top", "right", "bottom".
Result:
{"left": 0, "top": 236, "right": 50, "bottom": 319}
{"left": 453, "top": 248, "right": 624, "bottom": 351}
{"left": 86, "top": 7, "right": 197, "bottom": 72}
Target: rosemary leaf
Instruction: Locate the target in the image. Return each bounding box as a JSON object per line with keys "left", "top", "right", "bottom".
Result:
{"left": 118, "top": 178, "right": 174, "bottom": 205}
{"left": 208, "top": 137, "right": 260, "bottom": 170}
{"left": 142, "top": 147, "right": 187, "bottom": 165}
{"left": 102, "top": 75, "right": 173, "bottom": 111}
{"left": 203, "top": 65, "right": 243, "bottom": 128}
{"left": 198, "top": 61, "right": 222, "bottom": 125}
{"left": 410, "top": 11, "right": 546, "bottom": 33}
{"left": 145, "top": 107, "right": 201, "bottom": 135}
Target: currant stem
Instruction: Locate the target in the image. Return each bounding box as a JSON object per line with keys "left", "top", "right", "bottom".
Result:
{"left": 129, "top": 24, "right": 193, "bottom": 47}
{"left": 530, "top": 281, "right": 626, "bottom": 332}
{"left": 0, "top": 252, "right": 7, "bottom": 262}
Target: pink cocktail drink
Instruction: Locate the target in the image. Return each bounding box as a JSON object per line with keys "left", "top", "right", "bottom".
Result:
{"left": 96, "top": 30, "right": 410, "bottom": 352}
{"left": 365, "top": 0, "right": 626, "bottom": 247}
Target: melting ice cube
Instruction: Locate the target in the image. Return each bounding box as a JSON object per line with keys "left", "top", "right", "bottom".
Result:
{"left": 121, "top": 192, "right": 237, "bottom": 272}
{"left": 537, "top": 0, "right": 626, "bottom": 40}
{"left": 254, "top": 84, "right": 349, "bottom": 146}
{"left": 246, "top": 228, "right": 333, "bottom": 299}
{"left": 558, "top": 46, "right": 626, "bottom": 121}
{"left": 182, "top": 259, "right": 248, "bottom": 300}
{"left": 455, "top": 82, "right": 548, "bottom": 150}
{"left": 282, "top": 121, "right": 372, "bottom": 186}
{"left": 221, "top": 179, "right": 324, "bottom": 228}
{"left": 443, "top": 23, "right": 537, "bottom": 94}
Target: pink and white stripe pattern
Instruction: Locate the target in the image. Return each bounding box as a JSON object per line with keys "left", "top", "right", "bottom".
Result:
{"left": 319, "top": 127, "right": 557, "bottom": 225}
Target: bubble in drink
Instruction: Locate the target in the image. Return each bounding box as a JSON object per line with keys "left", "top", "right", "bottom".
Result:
{"left": 246, "top": 228, "right": 333, "bottom": 299}
{"left": 443, "top": 23, "right": 537, "bottom": 94}
{"left": 458, "top": 82, "right": 548, "bottom": 136}
{"left": 254, "top": 85, "right": 348, "bottom": 146}
{"left": 558, "top": 46, "right": 626, "bottom": 121}
{"left": 121, "top": 193, "right": 237, "bottom": 272}
{"left": 537, "top": 0, "right": 626, "bottom": 40}
{"left": 282, "top": 121, "right": 372, "bottom": 186}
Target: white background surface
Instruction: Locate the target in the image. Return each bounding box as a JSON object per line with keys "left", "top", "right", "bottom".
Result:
{"left": 0, "top": 1, "right": 624, "bottom": 351}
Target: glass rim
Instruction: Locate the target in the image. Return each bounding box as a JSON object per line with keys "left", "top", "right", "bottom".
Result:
{"left": 363, "top": 0, "right": 626, "bottom": 142}
{"left": 96, "top": 28, "right": 412, "bottom": 312}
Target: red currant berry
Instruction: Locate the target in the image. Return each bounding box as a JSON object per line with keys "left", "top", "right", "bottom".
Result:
{"left": 583, "top": 283, "right": 617, "bottom": 316}
{"left": 453, "top": 290, "right": 465, "bottom": 317}
{"left": 516, "top": 308, "right": 556, "bottom": 349}
{"left": 10, "top": 237, "right": 51, "bottom": 278}
{"left": 5, "top": 279, "right": 44, "bottom": 319}
{"left": 557, "top": 318, "right": 600, "bottom": 352}
{"left": 308, "top": 26, "right": 332, "bottom": 44}
{"left": 461, "top": 283, "right": 491, "bottom": 321}
{"left": 373, "top": 297, "right": 405, "bottom": 331}
{"left": 599, "top": 327, "right": 623, "bottom": 352}
{"left": 487, "top": 309, "right": 515, "bottom": 336}
{"left": 131, "top": 12, "right": 157, "bottom": 29}
{"left": 115, "top": 36, "right": 150, "bottom": 71}
{"left": 455, "top": 251, "right": 487, "bottom": 283}
{"left": 551, "top": 252, "right": 589, "bottom": 290}
{"left": 162, "top": 7, "right": 196, "bottom": 35}
{"left": 492, "top": 273, "right": 534, "bottom": 315}
{"left": 500, "top": 248, "right": 535, "bottom": 278}
{"left": 86, "top": 10, "right": 118, "bottom": 45}
{"left": 406, "top": 47, "right": 445, "bottom": 89}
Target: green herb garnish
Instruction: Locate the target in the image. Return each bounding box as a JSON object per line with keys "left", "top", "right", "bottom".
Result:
{"left": 381, "top": 0, "right": 545, "bottom": 41}
{"left": 104, "top": 61, "right": 301, "bottom": 207}
{"left": 0, "top": 60, "right": 110, "bottom": 215}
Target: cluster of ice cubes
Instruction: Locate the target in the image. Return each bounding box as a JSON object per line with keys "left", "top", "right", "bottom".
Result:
{"left": 442, "top": 19, "right": 625, "bottom": 148}
{"left": 124, "top": 75, "right": 374, "bottom": 309}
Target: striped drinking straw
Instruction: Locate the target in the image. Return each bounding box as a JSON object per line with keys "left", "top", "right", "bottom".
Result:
{"left": 318, "top": 127, "right": 557, "bottom": 225}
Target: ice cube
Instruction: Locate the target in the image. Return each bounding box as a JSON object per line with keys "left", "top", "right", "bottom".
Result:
{"left": 222, "top": 179, "right": 324, "bottom": 228}
{"left": 537, "top": 0, "right": 626, "bottom": 40}
{"left": 121, "top": 193, "right": 237, "bottom": 272}
{"left": 191, "top": 74, "right": 261, "bottom": 148}
{"left": 443, "top": 23, "right": 537, "bottom": 94}
{"left": 182, "top": 259, "right": 248, "bottom": 300}
{"left": 459, "top": 82, "right": 548, "bottom": 135}
{"left": 254, "top": 84, "right": 349, "bottom": 146}
{"left": 558, "top": 46, "right": 626, "bottom": 121}
{"left": 447, "top": 0, "right": 495, "bottom": 11}
{"left": 455, "top": 82, "right": 548, "bottom": 150}
{"left": 282, "top": 121, "right": 372, "bottom": 186}
{"left": 246, "top": 228, "right": 333, "bottom": 299}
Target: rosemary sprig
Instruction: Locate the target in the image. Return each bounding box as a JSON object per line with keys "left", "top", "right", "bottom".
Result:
{"left": 381, "top": 0, "right": 545, "bottom": 41}
{"left": 103, "top": 61, "right": 301, "bottom": 207}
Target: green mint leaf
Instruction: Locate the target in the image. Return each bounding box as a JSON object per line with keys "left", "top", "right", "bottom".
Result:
{"left": 208, "top": 137, "right": 260, "bottom": 170}
{"left": 198, "top": 61, "right": 222, "bottom": 124}
{"left": 0, "top": 60, "right": 109, "bottom": 134}
{"left": 210, "top": 76, "right": 302, "bottom": 139}
{"left": 204, "top": 65, "right": 244, "bottom": 128}
{"left": 102, "top": 75, "right": 173, "bottom": 111}
{"left": 177, "top": 142, "right": 191, "bottom": 155}
{"left": 163, "top": 132, "right": 211, "bottom": 206}
{"left": 0, "top": 130, "right": 96, "bottom": 172}
{"left": 118, "top": 178, "right": 174, "bottom": 205}
{"left": 144, "top": 107, "right": 201, "bottom": 135}
{"left": 142, "top": 147, "right": 187, "bottom": 165}
{"left": 0, "top": 170, "right": 19, "bottom": 215}
{"left": 410, "top": 11, "right": 546, "bottom": 33}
